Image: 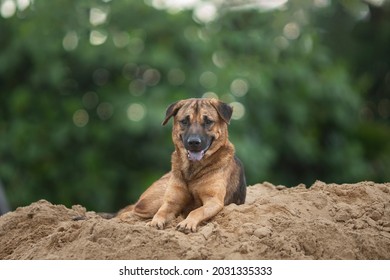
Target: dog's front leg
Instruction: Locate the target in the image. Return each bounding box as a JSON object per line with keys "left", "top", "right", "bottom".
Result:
{"left": 148, "top": 202, "right": 179, "bottom": 229}
{"left": 176, "top": 196, "right": 224, "bottom": 233}
{"left": 148, "top": 183, "right": 190, "bottom": 230}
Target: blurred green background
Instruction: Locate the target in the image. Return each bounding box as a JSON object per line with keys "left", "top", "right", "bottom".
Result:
{"left": 0, "top": 0, "right": 389, "bottom": 213}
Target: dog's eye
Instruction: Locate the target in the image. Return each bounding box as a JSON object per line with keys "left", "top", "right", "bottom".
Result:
{"left": 204, "top": 117, "right": 214, "bottom": 126}
{"left": 179, "top": 118, "right": 189, "bottom": 126}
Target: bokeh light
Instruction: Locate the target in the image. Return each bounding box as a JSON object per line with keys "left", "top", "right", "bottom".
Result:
{"left": 199, "top": 71, "right": 217, "bottom": 89}
{"left": 97, "top": 102, "right": 114, "bottom": 120}
{"left": 230, "top": 79, "right": 249, "bottom": 97}
{"left": 313, "top": 0, "right": 330, "bottom": 8}
{"left": 283, "top": 22, "right": 301, "bottom": 40}
{"left": 82, "top": 92, "right": 99, "bottom": 110}
{"left": 73, "top": 109, "right": 89, "bottom": 127}
{"left": 127, "top": 103, "right": 146, "bottom": 122}
{"left": 143, "top": 68, "right": 161, "bottom": 86}
{"left": 1, "top": 0, "right": 16, "bottom": 18}
{"left": 16, "top": 0, "right": 29, "bottom": 11}
{"left": 89, "top": 7, "right": 109, "bottom": 26}
{"left": 212, "top": 51, "right": 229, "bottom": 68}
{"left": 62, "top": 31, "right": 79, "bottom": 52}
{"left": 230, "top": 102, "right": 245, "bottom": 120}
{"left": 113, "top": 32, "right": 130, "bottom": 48}
{"left": 129, "top": 80, "right": 146, "bottom": 96}
{"left": 193, "top": 2, "right": 217, "bottom": 23}
{"left": 274, "top": 36, "right": 289, "bottom": 49}
{"left": 90, "top": 30, "right": 108, "bottom": 46}
{"left": 167, "top": 68, "right": 186, "bottom": 86}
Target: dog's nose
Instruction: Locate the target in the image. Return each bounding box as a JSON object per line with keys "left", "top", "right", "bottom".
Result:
{"left": 187, "top": 136, "right": 202, "bottom": 150}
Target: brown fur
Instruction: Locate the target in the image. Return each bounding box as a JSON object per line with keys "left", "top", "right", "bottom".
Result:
{"left": 118, "top": 98, "right": 246, "bottom": 233}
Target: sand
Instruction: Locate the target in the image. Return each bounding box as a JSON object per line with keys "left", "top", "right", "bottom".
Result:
{"left": 1, "top": 181, "right": 390, "bottom": 260}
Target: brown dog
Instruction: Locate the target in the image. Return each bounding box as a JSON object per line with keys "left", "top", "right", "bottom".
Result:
{"left": 118, "top": 98, "right": 246, "bottom": 233}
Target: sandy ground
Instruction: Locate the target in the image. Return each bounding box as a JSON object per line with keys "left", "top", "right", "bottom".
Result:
{"left": 1, "top": 181, "right": 390, "bottom": 260}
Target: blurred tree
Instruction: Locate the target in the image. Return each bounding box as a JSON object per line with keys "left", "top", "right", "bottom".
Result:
{"left": 312, "top": 0, "right": 390, "bottom": 182}
{"left": 0, "top": 0, "right": 389, "bottom": 212}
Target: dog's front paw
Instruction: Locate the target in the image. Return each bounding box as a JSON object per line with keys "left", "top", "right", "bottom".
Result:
{"left": 147, "top": 216, "right": 166, "bottom": 230}
{"left": 176, "top": 218, "right": 198, "bottom": 233}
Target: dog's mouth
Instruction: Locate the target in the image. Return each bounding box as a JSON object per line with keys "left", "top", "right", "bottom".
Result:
{"left": 187, "top": 150, "right": 206, "bottom": 161}
{"left": 186, "top": 138, "right": 213, "bottom": 162}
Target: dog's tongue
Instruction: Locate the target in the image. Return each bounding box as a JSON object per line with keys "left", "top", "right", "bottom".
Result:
{"left": 187, "top": 150, "right": 204, "bottom": 161}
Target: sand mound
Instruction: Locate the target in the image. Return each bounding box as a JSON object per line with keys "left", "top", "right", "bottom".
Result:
{"left": 1, "top": 181, "right": 390, "bottom": 260}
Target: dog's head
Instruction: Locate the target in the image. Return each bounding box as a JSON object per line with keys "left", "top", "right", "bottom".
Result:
{"left": 162, "top": 98, "right": 233, "bottom": 161}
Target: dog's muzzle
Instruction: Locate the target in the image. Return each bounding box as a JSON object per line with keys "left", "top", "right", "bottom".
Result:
{"left": 184, "top": 135, "right": 212, "bottom": 161}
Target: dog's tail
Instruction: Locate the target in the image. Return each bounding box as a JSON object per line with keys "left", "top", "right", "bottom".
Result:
{"left": 95, "top": 204, "right": 136, "bottom": 220}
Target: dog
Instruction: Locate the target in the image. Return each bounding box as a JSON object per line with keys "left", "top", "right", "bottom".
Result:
{"left": 118, "top": 98, "right": 246, "bottom": 233}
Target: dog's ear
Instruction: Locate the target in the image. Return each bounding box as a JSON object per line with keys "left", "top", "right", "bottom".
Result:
{"left": 162, "top": 101, "right": 183, "bottom": 125}
{"left": 211, "top": 100, "right": 233, "bottom": 125}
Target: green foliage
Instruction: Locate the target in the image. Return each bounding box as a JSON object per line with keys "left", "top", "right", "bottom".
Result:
{"left": 0, "top": 0, "right": 389, "bottom": 212}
